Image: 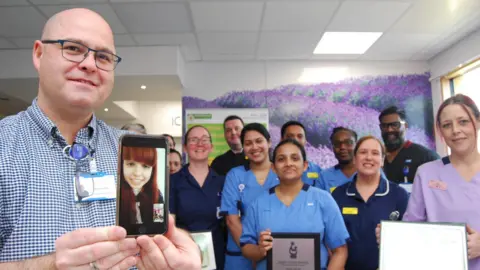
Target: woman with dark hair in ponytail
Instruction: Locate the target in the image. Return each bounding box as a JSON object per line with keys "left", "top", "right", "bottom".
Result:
{"left": 119, "top": 146, "right": 164, "bottom": 227}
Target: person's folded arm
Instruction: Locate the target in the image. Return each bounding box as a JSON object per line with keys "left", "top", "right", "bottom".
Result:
{"left": 0, "top": 254, "right": 56, "bottom": 270}
{"left": 221, "top": 170, "right": 242, "bottom": 246}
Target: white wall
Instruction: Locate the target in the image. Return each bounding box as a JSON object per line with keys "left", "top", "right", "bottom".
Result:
{"left": 183, "top": 60, "right": 430, "bottom": 98}
{"left": 428, "top": 28, "right": 480, "bottom": 156}
{"left": 0, "top": 46, "right": 181, "bottom": 79}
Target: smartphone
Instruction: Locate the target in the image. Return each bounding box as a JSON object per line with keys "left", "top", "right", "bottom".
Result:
{"left": 116, "top": 134, "right": 169, "bottom": 236}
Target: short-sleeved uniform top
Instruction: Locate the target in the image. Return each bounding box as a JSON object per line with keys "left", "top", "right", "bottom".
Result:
{"left": 332, "top": 174, "right": 409, "bottom": 270}
{"left": 383, "top": 140, "right": 440, "bottom": 184}
{"left": 220, "top": 164, "right": 279, "bottom": 255}
{"left": 170, "top": 165, "right": 226, "bottom": 269}
{"left": 302, "top": 161, "right": 322, "bottom": 186}
{"left": 211, "top": 150, "right": 249, "bottom": 176}
{"left": 404, "top": 157, "right": 480, "bottom": 270}
{"left": 316, "top": 165, "right": 355, "bottom": 193}
{"left": 240, "top": 184, "right": 350, "bottom": 270}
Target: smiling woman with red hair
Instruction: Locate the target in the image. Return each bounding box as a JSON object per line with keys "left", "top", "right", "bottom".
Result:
{"left": 119, "top": 146, "right": 164, "bottom": 226}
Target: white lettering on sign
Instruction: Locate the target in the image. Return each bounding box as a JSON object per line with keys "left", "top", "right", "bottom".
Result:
{"left": 172, "top": 117, "right": 181, "bottom": 126}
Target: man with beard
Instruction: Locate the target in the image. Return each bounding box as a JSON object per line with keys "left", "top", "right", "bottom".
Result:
{"left": 379, "top": 106, "right": 440, "bottom": 184}
{"left": 316, "top": 127, "right": 358, "bottom": 193}
{"left": 281, "top": 120, "right": 322, "bottom": 186}
{"left": 211, "top": 115, "right": 248, "bottom": 176}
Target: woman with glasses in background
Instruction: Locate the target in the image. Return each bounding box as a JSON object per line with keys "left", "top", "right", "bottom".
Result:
{"left": 220, "top": 123, "right": 279, "bottom": 270}
{"left": 170, "top": 125, "right": 226, "bottom": 269}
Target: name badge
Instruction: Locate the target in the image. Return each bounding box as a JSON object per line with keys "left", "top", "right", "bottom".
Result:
{"left": 428, "top": 180, "right": 447, "bottom": 191}
{"left": 307, "top": 172, "right": 318, "bottom": 178}
{"left": 330, "top": 186, "right": 337, "bottom": 193}
{"left": 342, "top": 207, "right": 358, "bottom": 215}
{"left": 74, "top": 172, "right": 116, "bottom": 202}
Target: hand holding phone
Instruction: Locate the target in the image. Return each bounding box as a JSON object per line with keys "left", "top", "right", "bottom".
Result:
{"left": 116, "top": 134, "right": 170, "bottom": 237}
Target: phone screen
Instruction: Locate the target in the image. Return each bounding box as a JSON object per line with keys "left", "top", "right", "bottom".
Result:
{"left": 117, "top": 135, "right": 169, "bottom": 236}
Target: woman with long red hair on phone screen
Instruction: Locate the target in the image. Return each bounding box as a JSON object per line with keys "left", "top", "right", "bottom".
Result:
{"left": 120, "top": 146, "right": 164, "bottom": 226}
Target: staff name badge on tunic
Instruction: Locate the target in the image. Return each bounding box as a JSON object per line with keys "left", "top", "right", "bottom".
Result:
{"left": 68, "top": 143, "right": 116, "bottom": 203}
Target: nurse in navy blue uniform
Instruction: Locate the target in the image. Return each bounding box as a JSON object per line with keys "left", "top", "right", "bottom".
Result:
{"left": 332, "top": 135, "right": 409, "bottom": 270}
{"left": 220, "top": 123, "right": 279, "bottom": 270}
{"left": 281, "top": 121, "right": 322, "bottom": 185}
{"left": 240, "top": 139, "right": 349, "bottom": 270}
{"left": 170, "top": 125, "right": 226, "bottom": 269}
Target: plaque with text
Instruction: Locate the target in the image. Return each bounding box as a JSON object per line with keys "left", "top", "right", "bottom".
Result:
{"left": 379, "top": 221, "right": 468, "bottom": 270}
{"left": 267, "top": 232, "right": 320, "bottom": 270}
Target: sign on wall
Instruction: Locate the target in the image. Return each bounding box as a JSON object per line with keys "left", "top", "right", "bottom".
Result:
{"left": 184, "top": 108, "right": 269, "bottom": 163}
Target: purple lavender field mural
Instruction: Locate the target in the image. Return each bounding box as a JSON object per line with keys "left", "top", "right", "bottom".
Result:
{"left": 183, "top": 73, "right": 435, "bottom": 168}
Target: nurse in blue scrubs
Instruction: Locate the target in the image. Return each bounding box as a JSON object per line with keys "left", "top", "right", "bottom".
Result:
{"left": 281, "top": 121, "right": 322, "bottom": 185}
{"left": 220, "top": 123, "right": 279, "bottom": 270}
{"left": 316, "top": 127, "right": 358, "bottom": 193}
{"left": 170, "top": 125, "right": 226, "bottom": 269}
{"left": 332, "top": 135, "right": 409, "bottom": 270}
{"left": 240, "top": 139, "right": 349, "bottom": 270}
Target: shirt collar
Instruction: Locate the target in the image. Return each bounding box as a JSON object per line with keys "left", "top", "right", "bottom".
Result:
{"left": 26, "top": 98, "right": 98, "bottom": 145}
{"left": 269, "top": 183, "right": 310, "bottom": 194}
{"left": 442, "top": 156, "right": 451, "bottom": 165}
{"left": 346, "top": 173, "right": 390, "bottom": 197}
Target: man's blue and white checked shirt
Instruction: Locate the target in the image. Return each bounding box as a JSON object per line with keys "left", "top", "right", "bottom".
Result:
{"left": 0, "top": 99, "right": 124, "bottom": 262}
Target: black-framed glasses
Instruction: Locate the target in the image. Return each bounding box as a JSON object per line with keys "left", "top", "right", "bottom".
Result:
{"left": 379, "top": 121, "right": 404, "bottom": 131}
{"left": 187, "top": 136, "right": 212, "bottom": 145}
{"left": 41, "top": 39, "right": 122, "bottom": 71}
{"left": 333, "top": 139, "right": 355, "bottom": 148}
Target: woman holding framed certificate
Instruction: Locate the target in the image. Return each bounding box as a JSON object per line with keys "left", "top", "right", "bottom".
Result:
{"left": 240, "top": 139, "right": 350, "bottom": 270}
{"left": 398, "top": 94, "right": 480, "bottom": 269}
{"left": 220, "top": 123, "right": 279, "bottom": 270}
{"left": 169, "top": 125, "right": 226, "bottom": 270}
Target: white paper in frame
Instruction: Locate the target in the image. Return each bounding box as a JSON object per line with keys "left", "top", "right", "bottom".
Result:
{"left": 190, "top": 231, "right": 217, "bottom": 270}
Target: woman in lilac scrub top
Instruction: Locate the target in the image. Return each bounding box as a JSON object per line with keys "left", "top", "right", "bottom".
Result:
{"left": 392, "top": 94, "right": 480, "bottom": 269}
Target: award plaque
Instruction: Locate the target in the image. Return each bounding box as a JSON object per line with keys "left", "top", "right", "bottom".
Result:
{"left": 267, "top": 232, "right": 320, "bottom": 270}
{"left": 190, "top": 231, "right": 217, "bottom": 270}
{"left": 379, "top": 221, "right": 468, "bottom": 270}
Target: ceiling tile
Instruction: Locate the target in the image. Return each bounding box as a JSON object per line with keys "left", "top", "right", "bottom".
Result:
{"left": 133, "top": 33, "right": 195, "bottom": 46}
{"left": 181, "top": 44, "right": 201, "bottom": 61}
{"left": 327, "top": 1, "right": 411, "bottom": 32}
{"left": 114, "top": 34, "right": 137, "bottom": 46}
{"left": 10, "top": 37, "right": 36, "bottom": 49}
{"left": 0, "top": 0, "right": 29, "bottom": 6}
{"left": 0, "top": 37, "right": 16, "bottom": 49}
{"left": 202, "top": 54, "right": 254, "bottom": 61}
{"left": 111, "top": 2, "right": 191, "bottom": 33}
{"left": 390, "top": 0, "right": 480, "bottom": 34}
{"left": 360, "top": 53, "right": 414, "bottom": 61}
{"left": 110, "top": 0, "right": 180, "bottom": 2}
{"left": 311, "top": 54, "right": 361, "bottom": 60}
{"left": 191, "top": 2, "right": 263, "bottom": 32}
{"left": 365, "top": 33, "right": 439, "bottom": 55}
{"left": 262, "top": 1, "right": 339, "bottom": 32}
{"left": 198, "top": 32, "right": 257, "bottom": 56}
{"left": 30, "top": 0, "right": 107, "bottom": 4}
{"left": 38, "top": 4, "right": 127, "bottom": 34}
{"left": 257, "top": 32, "right": 320, "bottom": 60}
{"left": 0, "top": 6, "right": 46, "bottom": 37}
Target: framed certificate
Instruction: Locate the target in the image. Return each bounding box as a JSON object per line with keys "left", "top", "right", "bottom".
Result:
{"left": 267, "top": 232, "right": 320, "bottom": 270}
{"left": 379, "top": 221, "right": 468, "bottom": 270}
{"left": 190, "top": 231, "right": 216, "bottom": 270}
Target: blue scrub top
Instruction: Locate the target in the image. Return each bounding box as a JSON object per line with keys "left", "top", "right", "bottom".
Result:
{"left": 220, "top": 164, "right": 279, "bottom": 254}
{"left": 170, "top": 166, "right": 226, "bottom": 270}
{"left": 240, "top": 184, "right": 350, "bottom": 270}
{"left": 316, "top": 165, "right": 354, "bottom": 193}
{"left": 331, "top": 175, "right": 409, "bottom": 270}
{"left": 302, "top": 160, "right": 322, "bottom": 186}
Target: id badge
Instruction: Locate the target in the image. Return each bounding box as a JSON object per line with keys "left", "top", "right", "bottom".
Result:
{"left": 74, "top": 172, "right": 116, "bottom": 202}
